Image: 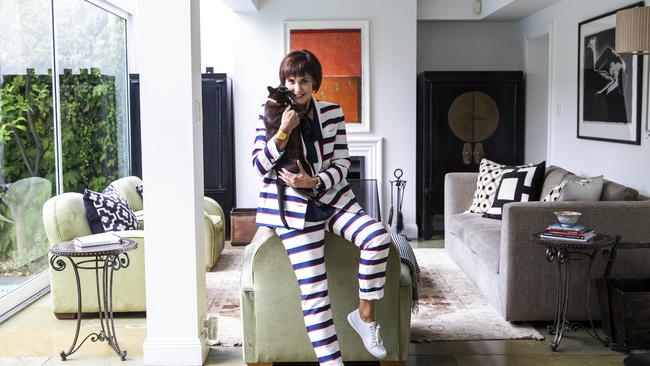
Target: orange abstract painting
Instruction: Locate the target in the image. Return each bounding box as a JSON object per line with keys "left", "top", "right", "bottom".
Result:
{"left": 290, "top": 29, "right": 362, "bottom": 123}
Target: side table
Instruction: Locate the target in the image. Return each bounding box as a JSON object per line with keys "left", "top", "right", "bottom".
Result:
{"left": 49, "top": 239, "right": 137, "bottom": 361}
{"left": 530, "top": 232, "right": 616, "bottom": 351}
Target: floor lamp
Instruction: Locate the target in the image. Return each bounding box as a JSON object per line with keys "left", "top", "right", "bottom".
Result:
{"left": 615, "top": 6, "right": 650, "bottom": 366}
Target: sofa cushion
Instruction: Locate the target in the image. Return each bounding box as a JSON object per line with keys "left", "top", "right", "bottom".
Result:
{"left": 448, "top": 213, "right": 502, "bottom": 273}
{"left": 559, "top": 174, "right": 603, "bottom": 201}
{"left": 601, "top": 179, "right": 639, "bottom": 201}
{"left": 484, "top": 162, "right": 546, "bottom": 220}
{"left": 542, "top": 181, "right": 566, "bottom": 202}
{"left": 467, "top": 159, "right": 534, "bottom": 214}
{"left": 83, "top": 186, "right": 139, "bottom": 234}
{"left": 540, "top": 166, "right": 571, "bottom": 198}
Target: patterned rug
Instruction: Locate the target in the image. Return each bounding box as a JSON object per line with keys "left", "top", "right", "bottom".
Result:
{"left": 205, "top": 245, "right": 544, "bottom": 346}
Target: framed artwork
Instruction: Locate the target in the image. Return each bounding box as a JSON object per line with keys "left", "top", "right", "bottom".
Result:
{"left": 285, "top": 20, "right": 370, "bottom": 133}
{"left": 577, "top": 2, "right": 643, "bottom": 145}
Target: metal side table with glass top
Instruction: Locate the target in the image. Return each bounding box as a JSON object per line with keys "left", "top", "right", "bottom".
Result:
{"left": 530, "top": 232, "right": 616, "bottom": 352}
{"left": 49, "top": 238, "right": 137, "bottom": 361}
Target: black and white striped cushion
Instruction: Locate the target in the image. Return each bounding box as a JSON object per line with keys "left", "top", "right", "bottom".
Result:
{"left": 483, "top": 161, "right": 546, "bottom": 220}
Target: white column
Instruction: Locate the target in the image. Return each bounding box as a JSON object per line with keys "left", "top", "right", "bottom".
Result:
{"left": 136, "top": 1, "right": 208, "bottom": 365}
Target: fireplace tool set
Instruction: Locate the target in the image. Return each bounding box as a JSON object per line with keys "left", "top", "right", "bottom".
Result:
{"left": 388, "top": 168, "right": 406, "bottom": 234}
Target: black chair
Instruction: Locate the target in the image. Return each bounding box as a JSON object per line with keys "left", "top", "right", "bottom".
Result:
{"left": 347, "top": 178, "right": 381, "bottom": 222}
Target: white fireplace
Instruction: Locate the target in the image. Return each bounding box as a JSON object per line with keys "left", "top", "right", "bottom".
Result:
{"left": 347, "top": 135, "right": 383, "bottom": 204}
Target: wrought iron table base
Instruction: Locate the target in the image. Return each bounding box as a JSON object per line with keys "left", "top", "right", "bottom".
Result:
{"left": 545, "top": 247, "right": 611, "bottom": 352}
{"left": 50, "top": 253, "right": 130, "bottom": 361}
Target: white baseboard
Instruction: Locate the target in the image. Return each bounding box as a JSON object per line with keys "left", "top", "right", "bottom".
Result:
{"left": 143, "top": 335, "right": 208, "bottom": 366}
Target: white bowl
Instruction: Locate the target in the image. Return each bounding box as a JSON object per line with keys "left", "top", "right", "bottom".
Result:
{"left": 554, "top": 211, "right": 582, "bottom": 226}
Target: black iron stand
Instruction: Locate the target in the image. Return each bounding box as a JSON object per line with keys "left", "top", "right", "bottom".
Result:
{"left": 544, "top": 246, "right": 614, "bottom": 351}
{"left": 50, "top": 252, "right": 131, "bottom": 361}
{"left": 532, "top": 233, "right": 616, "bottom": 352}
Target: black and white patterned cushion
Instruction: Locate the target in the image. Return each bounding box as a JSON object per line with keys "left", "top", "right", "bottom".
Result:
{"left": 136, "top": 183, "right": 143, "bottom": 196}
{"left": 467, "top": 159, "right": 534, "bottom": 214}
{"left": 483, "top": 161, "right": 546, "bottom": 220}
{"left": 542, "top": 181, "right": 566, "bottom": 202}
{"left": 83, "top": 185, "right": 139, "bottom": 234}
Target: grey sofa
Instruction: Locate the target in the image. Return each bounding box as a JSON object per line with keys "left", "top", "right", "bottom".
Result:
{"left": 444, "top": 166, "right": 650, "bottom": 321}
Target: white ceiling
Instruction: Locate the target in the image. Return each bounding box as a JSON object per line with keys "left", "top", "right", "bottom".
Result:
{"left": 220, "top": 0, "right": 564, "bottom": 20}
{"left": 481, "top": 0, "right": 563, "bottom": 20}
{"left": 418, "top": 0, "right": 564, "bottom": 21}
{"left": 220, "top": 0, "right": 259, "bottom": 12}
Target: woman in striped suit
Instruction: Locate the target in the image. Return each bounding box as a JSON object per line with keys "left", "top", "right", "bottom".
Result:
{"left": 252, "top": 50, "right": 391, "bottom": 366}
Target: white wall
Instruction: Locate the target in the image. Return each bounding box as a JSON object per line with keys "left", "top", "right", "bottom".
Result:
{"left": 524, "top": 33, "right": 550, "bottom": 163}
{"left": 201, "top": 0, "right": 418, "bottom": 235}
{"left": 519, "top": 0, "right": 650, "bottom": 195}
{"left": 200, "top": 0, "right": 234, "bottom": 75}
{"left": 417, "top": 21, "right": 523, "bottom": 72}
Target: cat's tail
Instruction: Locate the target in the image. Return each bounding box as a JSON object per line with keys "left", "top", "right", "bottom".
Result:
{"left": 277, "top": 179, "right": 291, "bottom": 229}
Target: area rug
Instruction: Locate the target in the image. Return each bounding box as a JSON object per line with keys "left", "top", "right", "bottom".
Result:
{"left": 205, "top": 245, "right": 544, "bottom": 346}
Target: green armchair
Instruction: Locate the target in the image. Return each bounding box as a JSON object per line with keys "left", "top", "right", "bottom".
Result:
{"left": 240, "top": 227, "right": 411, "bottom": 365}
{"left": 42, "top": 192, "right": 145, "bottom": 318}
{"left": 110, "top": 176, "right": 225, "bottom": 270}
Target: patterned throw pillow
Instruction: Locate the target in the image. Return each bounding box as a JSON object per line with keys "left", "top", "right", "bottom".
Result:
{"left": 467, "top": 159, "right": 533, "bottom": 214}
{"left": 136, "top": 183, "right": 144, "bottom": 196}
{"left": 83, "top": 185, "right": 139, "bottom": 234}
{"left": 483, "top": 161, "right": 546, "bottom": 220}
{"left": 542, "top": 181, "right": 566, "bottom": 202}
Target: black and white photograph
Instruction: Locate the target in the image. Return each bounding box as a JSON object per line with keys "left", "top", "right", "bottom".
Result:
{"left": 577, "top": 2, "right": 643, "bottom": 145}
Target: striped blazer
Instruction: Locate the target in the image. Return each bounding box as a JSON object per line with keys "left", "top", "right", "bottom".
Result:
{"left": 252, "top": 97, "right": 363, "bottom": 230}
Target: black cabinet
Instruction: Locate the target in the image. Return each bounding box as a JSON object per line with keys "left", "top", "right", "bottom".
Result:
{"left": 129, "top": 72, "right": 236, "bottom": 238}
{"left": 129, "top": 74, "right": 142, "bottom": 178}
{"left": 202, "top": 73, "right": 235, "bottom": 239}
{"left": 416, "top": 71, "right": 524, "bottom": 239}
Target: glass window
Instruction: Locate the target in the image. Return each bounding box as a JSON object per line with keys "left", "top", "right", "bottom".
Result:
{"left": 55, "top": 0, "right": 130, "bottom": 192}
{"left": 0, "top": 0, "right": 55, "bottom": 299}
{"left": 0, "top": 0, "right": 131, "bottom": 314}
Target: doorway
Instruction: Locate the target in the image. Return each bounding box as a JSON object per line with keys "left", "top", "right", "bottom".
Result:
{"left": 524, "top": 25, "right": 552, "bottom": 163}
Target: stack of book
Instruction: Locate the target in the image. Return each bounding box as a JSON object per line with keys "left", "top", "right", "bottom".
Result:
{"left": 73, "top": 233, "right": 122, "bottom": 249}
{"left": 541, "top": 223, "right": 596, "bottom": 242}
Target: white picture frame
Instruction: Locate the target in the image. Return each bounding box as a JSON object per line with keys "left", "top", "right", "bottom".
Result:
{"left": 284, "top": 20, "right": 370, "bottom": 134}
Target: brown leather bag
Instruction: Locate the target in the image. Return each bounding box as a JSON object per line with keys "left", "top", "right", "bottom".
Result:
{"left": 230, "top": 208, "right": 258, "bottom": 246}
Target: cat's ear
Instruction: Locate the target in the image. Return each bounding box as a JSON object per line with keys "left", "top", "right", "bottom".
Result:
{"left": 267, "top": 86, "right": 275, "bottom": 93}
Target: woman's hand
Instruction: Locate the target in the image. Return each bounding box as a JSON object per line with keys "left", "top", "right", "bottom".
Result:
{"left": 280, "top": 105, "right": 301, "bottom": 133}
{"left": 279, "top": 160, "right": 318, "bottom": 189}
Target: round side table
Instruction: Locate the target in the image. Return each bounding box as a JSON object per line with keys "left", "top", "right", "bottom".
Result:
{"left": 49, "top": 238, "right": 137, "bottom": 361}
{"left": 530, "top": 232, "right": 616, "bottom": 352}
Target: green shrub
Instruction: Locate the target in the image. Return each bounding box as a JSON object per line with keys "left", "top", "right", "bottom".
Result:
{"left": 0, "top": 68, "right": 119, "bottom": 262}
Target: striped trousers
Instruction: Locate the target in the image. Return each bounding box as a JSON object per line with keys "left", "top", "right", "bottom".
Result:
{"left": 275, "top": 209, "right": 391, "bottom": 366}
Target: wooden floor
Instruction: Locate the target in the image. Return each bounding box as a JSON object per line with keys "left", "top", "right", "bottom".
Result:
{"left": 0, "top": 239, "right": 643, "bottom": 365}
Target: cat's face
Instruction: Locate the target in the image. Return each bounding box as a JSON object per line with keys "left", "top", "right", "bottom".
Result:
{"left": 267, "top": 85, "right": 292, "bottom": 106}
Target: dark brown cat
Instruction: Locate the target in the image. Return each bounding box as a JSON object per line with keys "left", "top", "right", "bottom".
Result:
{"left": 263, "top": 85, "right": 312, "bottom": 228}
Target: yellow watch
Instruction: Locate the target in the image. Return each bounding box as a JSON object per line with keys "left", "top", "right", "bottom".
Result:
{"left": 277, "top": 130, "right": 288, "bottom": 141}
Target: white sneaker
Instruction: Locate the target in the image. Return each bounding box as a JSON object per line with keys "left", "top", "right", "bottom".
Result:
{"left": 347, "top": 309, "right": 387, "bottom": 359}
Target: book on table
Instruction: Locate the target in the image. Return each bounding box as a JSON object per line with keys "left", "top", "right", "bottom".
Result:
{"left": 73, "top": 233, "right": 122, "bottom": 249}
{"left": 540, "top": 231, "right": 596, "bottom": 242}
{"left": 542, "top": 223, "right": 595, "bottom": 242}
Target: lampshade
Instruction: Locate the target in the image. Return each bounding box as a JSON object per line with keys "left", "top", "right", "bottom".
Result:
{"left": 616, "top": 6, "right": 650, "bottom": 55}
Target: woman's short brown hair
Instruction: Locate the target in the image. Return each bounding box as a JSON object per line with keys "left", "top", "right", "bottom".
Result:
{"left": 279, "top": 50, "right": 323, "bottom": 91}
